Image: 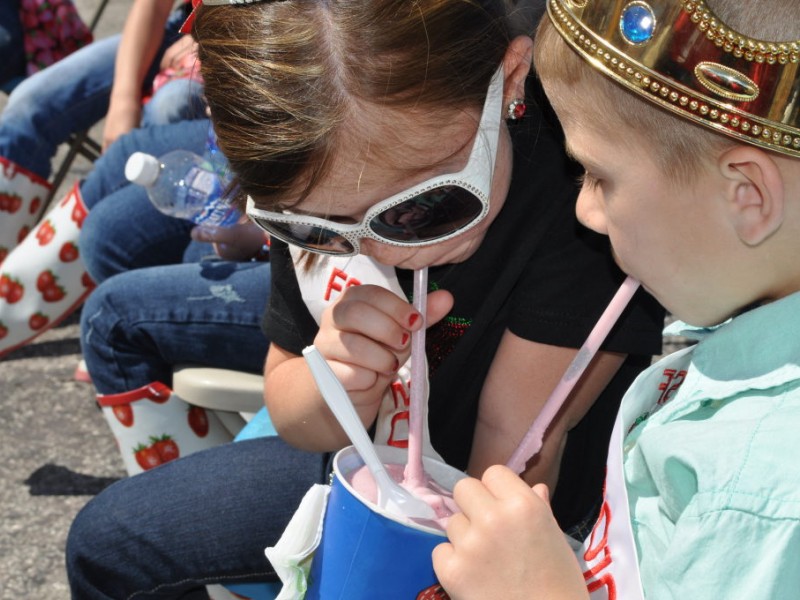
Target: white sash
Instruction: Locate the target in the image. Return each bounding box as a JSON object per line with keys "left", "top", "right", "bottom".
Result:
{"left": 289, "top": 247, "right": 443, "bottom": 461}
{"left": 579, "top": 346, "right": 694, "bottom": 599}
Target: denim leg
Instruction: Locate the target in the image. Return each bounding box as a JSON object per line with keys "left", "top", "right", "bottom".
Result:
{"left": 66, "top": 436, "right": 330, "bottom": 599}
{"left": 0, "top": 5, "right": 189, "bottom": 178}
{"left": 80, "top": 260, "right": 271, "bottom": 393}
{"left": 0, "top": 0, "right": 25, "bottom": 86}
{"left": 79, "top": 186, "right": 195, "bottom": 283}
{"left": 0, "top": 35, "right": 120, "bottom": 177}
{"left": 79, "top": 119, "right": 211, "bottom": 282}
{"left": 79, "top": 118, "right": 210, "bottom": 208}
{"left": 141, "top": 78, "right": 208, "bottom": 126}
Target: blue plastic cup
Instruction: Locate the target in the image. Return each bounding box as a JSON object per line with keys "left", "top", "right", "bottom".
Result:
{"left": 305, "top": 445, "right": 466, "bottom": 600}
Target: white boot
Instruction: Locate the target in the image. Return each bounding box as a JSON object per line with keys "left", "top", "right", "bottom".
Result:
{"left": 97, "top": 381, "right": 235, "bottom": 476}
{"left": 0, "top": 157, "right": 51, "bottom": 260}
{"left": 0, "top": 182, "right": 94, "bottom": 358}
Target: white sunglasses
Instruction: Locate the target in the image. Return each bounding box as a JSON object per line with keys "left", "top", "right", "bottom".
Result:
{"left": 246, "top": 65, "right": 505, "bottom": 256}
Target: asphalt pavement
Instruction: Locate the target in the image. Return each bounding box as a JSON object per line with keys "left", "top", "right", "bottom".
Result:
{"left": 0, "top": 1, "right": 130, "bottom": 597}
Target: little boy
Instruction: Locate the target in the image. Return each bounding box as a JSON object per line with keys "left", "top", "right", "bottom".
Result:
{"left": 432, "top": 1, "right": 800, "bottom": 598}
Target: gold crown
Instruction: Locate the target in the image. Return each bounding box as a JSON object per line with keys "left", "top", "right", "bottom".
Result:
{"left": 547, "top": 0, "right": 800, "bottom": 157}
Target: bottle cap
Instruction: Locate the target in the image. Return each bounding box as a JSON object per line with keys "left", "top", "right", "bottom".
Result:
{"left": 125, "top": 152, "right": 161, "bottom": 187}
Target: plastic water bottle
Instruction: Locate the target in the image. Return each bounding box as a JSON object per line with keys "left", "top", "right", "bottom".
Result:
{"left": 125, "top": 149, "right": 240, "bottom": 227}
{"left": 204, "top": 122, "right": 231, "bottom": 183}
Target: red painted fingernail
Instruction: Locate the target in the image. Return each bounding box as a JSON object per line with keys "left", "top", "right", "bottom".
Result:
{"left": 401, "top": 332, "right": 410, "bottom": 346}
{"left": 393, "top": 357, "right": 400, "bottom": 371}
{"left": 409, "top": 313, "right": 420, "bottom": 327}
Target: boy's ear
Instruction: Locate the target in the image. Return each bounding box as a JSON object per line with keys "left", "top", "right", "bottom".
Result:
{"left": 502, "top": 36, "right": 534, "bottom": 106}
{"left": 718, "top": 145, "right": 785, "bottom": 246}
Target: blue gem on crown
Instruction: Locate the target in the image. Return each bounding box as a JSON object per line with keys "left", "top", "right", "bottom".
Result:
{"left": 620, "top": 1, "right": 656, "bottom": 45}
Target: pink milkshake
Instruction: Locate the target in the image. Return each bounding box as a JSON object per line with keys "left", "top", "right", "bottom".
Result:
{"left": 347, "top": 461, "right": 459, "bottom": 531}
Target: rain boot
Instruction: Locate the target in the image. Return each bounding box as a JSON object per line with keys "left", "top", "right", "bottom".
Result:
{"left": 96, "top": 382, "right": 235, "bottom": 476}
{"left": 0, "top": 157, "right": 51, "bottom": 261}
{"left": 0, "top": 182, "right": 94, "bottom": 357}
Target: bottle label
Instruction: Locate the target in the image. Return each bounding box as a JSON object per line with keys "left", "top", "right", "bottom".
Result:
{"left": 194, "top": 198, "right": 241, "bottom": 227}
{"left": 185, "top": 167, "right": 221, "bottom": 203}
{"left": 184, "top": 166, "right": 239, "bottom": 227}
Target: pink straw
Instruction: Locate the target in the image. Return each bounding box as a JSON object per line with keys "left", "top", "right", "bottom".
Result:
{"left": 405, "top": 267, "right": 428, "bottom": 487}
{"left": 506, "top": 276, "right": 641, "bottom": 474}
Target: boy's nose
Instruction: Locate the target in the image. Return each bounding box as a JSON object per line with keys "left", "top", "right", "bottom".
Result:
{"left": 575, "top": 189, "right": 608, "bottom": 235}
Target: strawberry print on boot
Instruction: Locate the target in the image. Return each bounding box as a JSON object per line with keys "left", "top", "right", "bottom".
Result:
{"left": 150, "top": 435, "right": 180, "bottom": 463}
{"left": 187, "top": 406, "right": 211, "bottom": 437}
{"left": 0, "top": 182, "right": 94, "bottom": 359}
{"left": 98, "top": 382, "right": 234, "bottom": 476}
{"left": 0, "top": 157, "right": 51, "bottom": 251}
{"left": 134, "top": 443, "right": 162, "bottom": 471}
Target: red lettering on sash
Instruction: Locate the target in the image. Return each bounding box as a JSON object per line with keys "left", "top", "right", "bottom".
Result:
{"left": 586, "top": 573, "right": 617, "bottom": 599}
{"left": 583, "top": 500, "right": 618, "bottom": 599}
{"left": 390, "top": 380, "right": 411, "bottom": 410}
{"left": 324, "top": 268, "right": 361, "bottom": 301}
{"left": 584, "top": 501, "right": 610, "bottom": 561}
{"left": 387, "top": 411, "right": 410, "bottom": 448}
{"left": 387, "top": 380, "right": 411, "bottom": 448}
{"left": 657, "top": 369, "right": 687, "bottom": 405}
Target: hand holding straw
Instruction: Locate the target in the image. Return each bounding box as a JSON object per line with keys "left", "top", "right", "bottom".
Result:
{"left": 506, "top": 276, "right": 641, "bottom": 474}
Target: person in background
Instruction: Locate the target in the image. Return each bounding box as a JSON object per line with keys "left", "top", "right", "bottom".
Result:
{"left": 430, "top": 1, "right": 800, "bottom": 598}
{"left": 0, "top": 0, "right": 204, "bottom": 359}
{"left": 77, "top": 120, "right": 272, "bottom": 474}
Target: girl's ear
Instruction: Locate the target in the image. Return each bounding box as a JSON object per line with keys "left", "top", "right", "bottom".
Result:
{"left": 502, "top": 36, "right": 534, "bottom": 106}
{"left": 718, "top": 145, "right": 785, "bottom": 246}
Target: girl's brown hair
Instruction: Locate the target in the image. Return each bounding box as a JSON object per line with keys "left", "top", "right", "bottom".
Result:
{"left": 194, "top": 0, "right": 513, "bottom": 211}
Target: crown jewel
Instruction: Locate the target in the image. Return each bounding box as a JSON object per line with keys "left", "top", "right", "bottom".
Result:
{"left": 547, "top": 0, "right": 800, "bottom": 157}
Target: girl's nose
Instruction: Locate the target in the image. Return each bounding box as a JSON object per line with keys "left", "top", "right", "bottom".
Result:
{"left": 358, "top": 238, "right": 404, "bottom": 266}
{"left": 358, "top": 237, "right": 379, "bottom": 256}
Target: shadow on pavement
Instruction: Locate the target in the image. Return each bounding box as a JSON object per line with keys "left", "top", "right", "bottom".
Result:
{"left": 3, "top": 337, "right": 82, "bottom": 361}
{"left": 25, "top": 463, "right": 120, "bottom": 496}
{"left": 1, "top": 308, "right": 82, "bottom": 361}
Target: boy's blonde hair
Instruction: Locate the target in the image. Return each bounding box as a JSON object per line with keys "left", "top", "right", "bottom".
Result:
{"left": 534, "top": 0, "right": 799, "bottom": 185}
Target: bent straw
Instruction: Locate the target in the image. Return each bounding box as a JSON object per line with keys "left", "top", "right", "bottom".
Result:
{"left": 405, "top": 266, "right": 429, "bottom": 486}
{"left": 506, "top": 276, "right": 641, "bottom": 474}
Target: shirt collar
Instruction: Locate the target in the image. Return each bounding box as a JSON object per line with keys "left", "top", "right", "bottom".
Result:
{"left": 667, "top": 291, "right": 800, "bottom": 399}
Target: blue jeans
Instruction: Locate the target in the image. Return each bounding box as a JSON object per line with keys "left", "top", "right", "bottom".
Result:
{"left": 75, "top": 117, "right": 269, "bottom": 392}
{"left": 0, "top": 7, "right": 192, "bottom": 178}
{"left": 80, "top": 259, "right": 271, "bottom": 393}
{"left": 0, "top": 0, "right": 25, "bottom": 86}
{"left": 79, "top": 119, "right": 211, "bottom": 282}
{"left": 142, "top": 78, "right": 207, "bottom": 126}
{"left": 66, "top": 437, "right": 330, "bottom": 599}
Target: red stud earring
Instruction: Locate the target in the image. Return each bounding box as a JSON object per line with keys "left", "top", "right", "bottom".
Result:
{"left": 507, "top": 98, "right": 526, "bottom": 120}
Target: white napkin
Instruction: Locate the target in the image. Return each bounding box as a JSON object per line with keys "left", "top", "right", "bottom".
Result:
{"left": 265, "top": 484, "right": 331, "bottom": 600}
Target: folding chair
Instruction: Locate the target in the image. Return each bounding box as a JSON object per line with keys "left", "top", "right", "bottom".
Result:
{"left": 172, "top": 365, "right": 282, "bottom": 600}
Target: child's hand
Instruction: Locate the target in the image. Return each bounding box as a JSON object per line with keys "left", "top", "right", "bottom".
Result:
{"left": 191, "top": 221, "right": 267, "bottom": 261}
{"left": 313, "top": 284, "right": 452, "bottom": 414}
{"left": 432, "top": 465, "right": 588, "bottom": 600}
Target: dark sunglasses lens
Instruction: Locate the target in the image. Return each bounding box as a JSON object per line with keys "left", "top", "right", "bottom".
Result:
{"left": 368, "top": 187, "right": 484, "bottom": 243}
{"left": 254, "top": 218, "right": 354, "bottom": 255}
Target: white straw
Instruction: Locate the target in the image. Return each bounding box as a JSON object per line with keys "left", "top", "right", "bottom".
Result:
{"left": 405, "top": 267, "right": 429, "bottom": 486}
{"left": 506, "top": 276, "right": 641, "bottom": 474}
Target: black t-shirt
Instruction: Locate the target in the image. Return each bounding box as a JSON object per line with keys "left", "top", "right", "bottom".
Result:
{"left": 263, "top": 83, "right": 665, "bottom": 529}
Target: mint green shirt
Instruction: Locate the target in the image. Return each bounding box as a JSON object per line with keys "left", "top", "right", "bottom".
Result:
{"left": 623, "top": 291, "right": 800, "bottom": 598}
